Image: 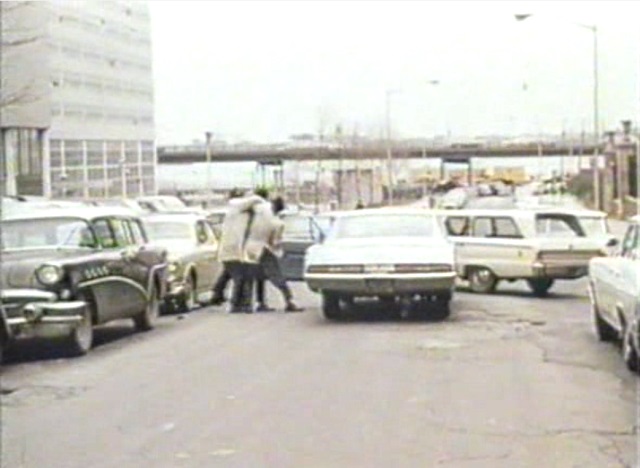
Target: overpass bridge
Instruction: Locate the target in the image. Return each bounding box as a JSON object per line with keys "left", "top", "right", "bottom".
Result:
{"left": 157, "top": 142, "right": 600, "bottom": 165}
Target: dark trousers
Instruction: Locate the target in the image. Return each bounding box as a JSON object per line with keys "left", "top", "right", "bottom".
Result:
{"left": 256, "top": 250, "right": 292, "bottom": 304}
{"left": 221, "top": 261, "right": 256, "bottom": 310}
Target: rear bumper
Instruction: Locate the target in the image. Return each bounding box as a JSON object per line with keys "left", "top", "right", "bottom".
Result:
{"left": 305, "top": 272, "right": 456, "bottom": 295}
{"left": 532, "top": 262, "right": 588, "bottom": 279}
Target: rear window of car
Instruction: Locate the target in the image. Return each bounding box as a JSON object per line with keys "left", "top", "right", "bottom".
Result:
{"left": 535, "top": 214, "right": 583, "bottom": 238}
{"left": 330, "top": 214, "right": 435, "bottom": 239}
{"left": 282, "top": 216, "right": 313, "bottom": 240}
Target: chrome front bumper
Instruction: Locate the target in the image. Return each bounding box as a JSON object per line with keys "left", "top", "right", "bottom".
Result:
{"left": 165, "top": 274, "right": 187, "bottom": 298}
{"left": 1, "top": 289, "right": 87, "bottom": 339}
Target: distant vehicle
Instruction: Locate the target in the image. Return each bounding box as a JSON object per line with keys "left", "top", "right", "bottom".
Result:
{"left": 588, "top": 215, "right": 639, "bottom": 373}
{"left": 438, "top": 208, "right": 613, "bottom": 296}
{"left": 1, "top": 207, "right": 168, "bottom": 356}
{"left": 142, "top": 213, "right": 222, "bottom": 313}
{"left": 305, "top": 208, "right": 456, "bottom": 320}
{"left": 136, "top": 195, "right": 189, "bottom": 213}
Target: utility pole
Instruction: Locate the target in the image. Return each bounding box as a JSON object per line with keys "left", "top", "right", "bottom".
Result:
{"left": 205, "top": 131, "right": 213, "bottom": 193}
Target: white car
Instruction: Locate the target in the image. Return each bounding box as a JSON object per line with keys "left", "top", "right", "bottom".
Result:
{"left": 304, "top": 208, "right": 456, "bottom": 320}
{"left": 588, "top": 215, "right": 639, "bottom": 373}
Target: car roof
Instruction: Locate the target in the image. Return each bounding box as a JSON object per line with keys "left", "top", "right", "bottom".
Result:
{"left": 433, "top": 207, "right": 607, "bottom": 218}
{"left": 3, "top": 205, "right": 141, "bottom": 221}
{"left": 330, "top": 207, "right": 440, "bottom": 217}
{"left": 141, "top": 212, "right": 206, "bottom": 222}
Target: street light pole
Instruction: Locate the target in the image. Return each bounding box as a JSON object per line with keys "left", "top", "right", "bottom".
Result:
{"left": 205, "top": 131, "right": 213, "bottom": 193}
{"left": 385, "top": 89, "right": 394, "bottom": 206}
{"left": 590, "top": 24, "right": 601, "bottom": 210}
{"left": 515, "top": 15, "right": 601, "bottom": 209}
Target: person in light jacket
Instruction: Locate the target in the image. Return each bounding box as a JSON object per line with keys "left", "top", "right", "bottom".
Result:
{"left": 214, "top": 190, "right": 263, "bottom": 313}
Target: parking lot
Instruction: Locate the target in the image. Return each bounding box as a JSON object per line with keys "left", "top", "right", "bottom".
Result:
{"left": 1, "top": 278, "right": 637, "bottom": 468}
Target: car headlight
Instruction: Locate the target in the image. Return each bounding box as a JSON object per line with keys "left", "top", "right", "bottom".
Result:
{"left": 167, "top": 261, "right": 182, "bottom": 274}
{"left": 36, "top": 264, "right": 63, "bottom": 285}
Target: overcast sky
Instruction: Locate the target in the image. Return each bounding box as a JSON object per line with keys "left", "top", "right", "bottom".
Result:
{"left": 150, "top": 1, "right": 639, "bottom": 145}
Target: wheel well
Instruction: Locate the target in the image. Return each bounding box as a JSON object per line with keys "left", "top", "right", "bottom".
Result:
{"left": 153, "top": 274, "right": 162, "bottom": 299}
{"left": 80, "top": 290, "right": 99, "bottom": 325}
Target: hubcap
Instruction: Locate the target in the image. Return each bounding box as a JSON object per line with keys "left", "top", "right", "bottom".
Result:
{"left": 475, "top": 269, "right": 492, "bottom": 284}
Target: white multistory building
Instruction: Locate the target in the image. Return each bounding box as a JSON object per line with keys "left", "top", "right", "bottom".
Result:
{"left": 1, "top": 1, "right": 156, "bottom": 199}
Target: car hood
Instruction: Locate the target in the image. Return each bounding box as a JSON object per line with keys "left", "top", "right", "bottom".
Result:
{"left": 1, "top": 248, "right": 93, "bottom": 288}
{"left": 147, "top": 240, "right": 195, "bottom": 260}
{"left": 306, "top": 237, "right": 454, "bottom": 265}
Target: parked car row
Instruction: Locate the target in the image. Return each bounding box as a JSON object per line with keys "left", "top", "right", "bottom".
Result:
{"left": 0, "top": 198, "right": 327, "bottom": 360}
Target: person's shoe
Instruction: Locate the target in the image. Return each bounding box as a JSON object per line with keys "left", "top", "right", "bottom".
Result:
{"left": 210, "top": 294, "right": 225, "bottom": 306}
{"left": 285, "top": 302, "right": 305, "bottom": 312}
{"left": 256, "top": 304, "right": 275, "bottom": 312}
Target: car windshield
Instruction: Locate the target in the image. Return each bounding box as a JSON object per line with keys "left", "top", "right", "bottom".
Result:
{"left": 578, "top": 216, "right": 608, "bottom": 236}
{"left": 1, "top": 217, "right": 96, "bottom": 249}
{"left": 144, "top": 221, "right": 194, "bottom": 241}
{"left": 330, "top": 214, "right": 435, "bottom": 240}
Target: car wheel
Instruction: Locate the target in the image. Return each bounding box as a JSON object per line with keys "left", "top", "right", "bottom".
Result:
{"left": 588, "top": 283, "right": 617, "bottom": 342}
{"left": 622, "top": 321, "right": 639, "bottom": 373}
{"left": 134, "top": 283, "right": 159, "bottom": 332}
{"left": 526, "top": 278, "right": 554, "bottom": 297}
{"left": 468, "top": 267, "right": 497, "bottom": 294}
{"left": 322, "top": 292, "right": 342, "bottom": 320}
{"left": 433, "top": 294, "right": 452, "bottom": 321}
{"left": 176, "top": 274, "right": 197, "bottom": 313}
{"left": 66, "top": 306, "right": 93, "bottom": 356}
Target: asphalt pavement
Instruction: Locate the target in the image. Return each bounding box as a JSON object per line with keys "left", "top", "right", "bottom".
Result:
{"left": 1, "top": 278, "right": 638, "bottom": 468}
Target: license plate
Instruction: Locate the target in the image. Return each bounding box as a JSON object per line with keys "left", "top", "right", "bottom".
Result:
{"left": 366, "top": 279, "right": 395, "bottom": 291}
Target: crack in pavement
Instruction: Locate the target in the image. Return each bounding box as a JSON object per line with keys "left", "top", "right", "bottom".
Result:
{"left": 431, "top": 422, "right": 637, "bottom": 439}
{"left": 597, "top": 437, "right": 635, "bottom": 468}
{"left": 529, "top": 337, "right": 626, "bottom": 377}
{"left": 437, "top": 450, "right": 513, "bottom": 465}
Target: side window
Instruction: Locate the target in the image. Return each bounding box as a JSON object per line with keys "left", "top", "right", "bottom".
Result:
{"left": 494, "top": 217, "right": 521, "bottom": 238}
{"left": 621, "top": 225, "right": 639, "bottom": 258}
{"left": 110, "top": 218, "right": 133, "bottom": 246}
{"left": 445, "top": 216, "right": 469, "bottom": 236}
{"left": 472, "top": 217, "right": 493, "bottom": 238}
{"left": 93, "top": 219, "right": 117, "bottom": 249}
{"left": 126, "top": 219, "right": 147, "bottom": 245}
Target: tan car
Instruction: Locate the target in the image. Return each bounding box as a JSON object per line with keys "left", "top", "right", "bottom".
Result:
{"left": 142, "top": 213, "right": 222, "bottom": 313}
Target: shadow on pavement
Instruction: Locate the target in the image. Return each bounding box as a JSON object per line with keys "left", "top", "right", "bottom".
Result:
{"left": 2, "top": 323, "right": 139, "bottom": 365}
{"left": 320, "top": 299, "right": 451, "bottom": 324}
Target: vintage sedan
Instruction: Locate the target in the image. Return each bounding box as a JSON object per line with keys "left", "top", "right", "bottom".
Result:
{"left": 1, "top": 207, "right": 168, "bottom": 356}
{"left": 588, "top": 215, "right": 639, "bottom": 373}
{"left": 304, "top": 208, "right": 456, "bottom": 320}
{"left": 142, "top": 213, "right": 222, "bottom": 313}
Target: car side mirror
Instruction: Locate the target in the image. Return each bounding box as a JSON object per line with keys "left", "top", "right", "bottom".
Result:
{"left": 606, "top": 237, "right": 619, "bottom": 248}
